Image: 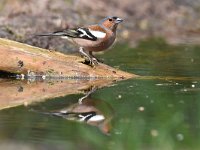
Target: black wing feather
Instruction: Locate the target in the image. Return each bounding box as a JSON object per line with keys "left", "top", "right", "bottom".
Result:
{"left": 36, "top": 28, "right": 98, "bottom": 41}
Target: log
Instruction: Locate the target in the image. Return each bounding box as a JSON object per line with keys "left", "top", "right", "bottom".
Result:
{"left": 0, "top": 38, "right": 136, "bottom": 79}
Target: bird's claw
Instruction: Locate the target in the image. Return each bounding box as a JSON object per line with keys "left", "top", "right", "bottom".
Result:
{"left": 91, "top": 57, "right": 99, "bottom": 65}
{"left": 83, "top": 57, "right": 99, "bottom": 67}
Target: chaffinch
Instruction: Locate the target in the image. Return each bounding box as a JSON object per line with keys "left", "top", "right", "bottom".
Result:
{"left": 37, "top": 16, "right": 123, "bottom": 66}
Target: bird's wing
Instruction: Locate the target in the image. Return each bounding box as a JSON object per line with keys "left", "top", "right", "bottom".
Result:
{"left": 75, "top": 28, "right": 98, "bottom": 41}
{"left": 36, "top": 26, "right": 107, "bottom": 41}
{"left": 36, "top": 28, "right": 99, "bottom": 41}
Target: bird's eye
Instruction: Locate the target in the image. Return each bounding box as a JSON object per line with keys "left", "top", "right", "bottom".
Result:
{"left": 109, "top": 18, "right": 113, "bottom": 21}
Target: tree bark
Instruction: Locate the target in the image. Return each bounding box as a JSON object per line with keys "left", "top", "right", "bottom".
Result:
{"left": 0, "top": 38, "right": 136, "bottom": 79}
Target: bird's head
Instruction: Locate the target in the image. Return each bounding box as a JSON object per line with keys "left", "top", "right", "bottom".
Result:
{"left": 99, "top": 16, "right": 123, "bottom": 31}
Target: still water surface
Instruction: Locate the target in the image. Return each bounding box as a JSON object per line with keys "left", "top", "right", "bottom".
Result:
{"left": 0, "top": 38, "right": 200, "bottom": 150}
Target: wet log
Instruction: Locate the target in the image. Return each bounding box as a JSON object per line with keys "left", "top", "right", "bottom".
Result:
{"left": 0, "top": 38, "right": 136, "bottom": 79}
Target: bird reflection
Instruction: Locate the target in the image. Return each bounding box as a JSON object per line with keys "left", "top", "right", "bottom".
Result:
{"left": 44, "top": 86, "right": 113, "bottom": 134}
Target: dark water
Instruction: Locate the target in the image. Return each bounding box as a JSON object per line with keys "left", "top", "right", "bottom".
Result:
{"left": 1, "top": 38, "right": 200, "bottom": 150}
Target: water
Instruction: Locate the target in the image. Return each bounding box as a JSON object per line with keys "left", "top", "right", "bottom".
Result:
{"left": 1, "top": 38, "right": 200, "bottom": 150}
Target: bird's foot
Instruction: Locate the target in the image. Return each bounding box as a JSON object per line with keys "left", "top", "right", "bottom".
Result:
{"left": 79, "top": 47, "right": 98, "bottom": 67}
{"left": 89, "top": 52, "right": 104, "bottom": 63}
{"left": 84, "top": 57, "right": 98, "bottom": 67}
{"left": 92, "top": 57, "right": 99, "bottom": 65}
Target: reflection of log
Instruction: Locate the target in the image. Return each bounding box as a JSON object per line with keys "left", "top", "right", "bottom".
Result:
{"left": 0, "top": 79, "right": 117, "bottom": 110}
{"left": 0, "top": 38, "right": 136, "bottom": 78}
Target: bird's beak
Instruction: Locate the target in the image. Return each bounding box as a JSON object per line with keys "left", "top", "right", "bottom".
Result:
{"left": 115, "top": 18, "right": 123, "bottom": 23}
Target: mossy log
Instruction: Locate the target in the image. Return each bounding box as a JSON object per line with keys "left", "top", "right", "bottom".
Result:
{"left": 0, "top": 38, "right": 136, "bottom": 78}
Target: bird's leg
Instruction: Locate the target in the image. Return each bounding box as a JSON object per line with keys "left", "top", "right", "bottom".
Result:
{"left": 89, "top": 51, "right": 99, "bottom": 64}
{"left": 79, "top": 47, "right": 97, "bottom": 66}
{"left": 89, "top": 51, "right": 103, "bottom": 63}
{"left": 79, "top": 47, "right": 93, "bottom": 65}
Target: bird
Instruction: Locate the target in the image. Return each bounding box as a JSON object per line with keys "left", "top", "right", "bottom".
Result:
{"left": 37, "top": 16, "right": 123, "bottom": 66}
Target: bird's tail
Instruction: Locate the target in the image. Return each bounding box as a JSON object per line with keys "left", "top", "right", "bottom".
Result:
{"left": 35, "top": 29, "right": 78, "bottom": 38}
{"left": 35, "top": 32, "right": 65, "bottom": 37}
